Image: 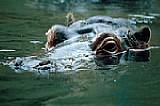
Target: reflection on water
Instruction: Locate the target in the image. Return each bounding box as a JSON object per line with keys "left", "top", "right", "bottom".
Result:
{"left": 26, "top": 0, "right": 157, "bottom": 14}
{"left": 5, "top": 48, "right": 151, "bottom": 76}
{"left": 0, "top": 0, "right": 160, "bottom": 106}
{"left": 95, "top": 49, "right": 150, "bottom": 66}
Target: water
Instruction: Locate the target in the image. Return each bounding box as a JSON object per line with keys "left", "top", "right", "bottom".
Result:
{"left": 0, "top": 0, "right": 160, "bottom": 106}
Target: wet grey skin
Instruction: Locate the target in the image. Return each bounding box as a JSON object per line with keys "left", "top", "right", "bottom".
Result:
{"left": 46, "top": 16, "right": 151, "bottom": 52}
{"left": 9, "top": 16, "right": 151, "bottom": 72}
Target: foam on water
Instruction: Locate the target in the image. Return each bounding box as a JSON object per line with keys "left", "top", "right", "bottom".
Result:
{"left": 0, "top": 49, "right": 16, "bottom": 52}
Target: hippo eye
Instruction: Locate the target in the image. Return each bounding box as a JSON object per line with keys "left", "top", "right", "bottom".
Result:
{"left": 103, "top": 41, "right": 117, "bottom": 53}
{"left": 103, "top": 42, "right": 117, "bottom": 52}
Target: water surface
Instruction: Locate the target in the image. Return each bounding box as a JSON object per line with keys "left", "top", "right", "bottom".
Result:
{"left": 0, "top": 0, "right": 160, "bottom": 106}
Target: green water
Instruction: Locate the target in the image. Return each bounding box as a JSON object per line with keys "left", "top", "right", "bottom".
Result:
{"left": 0, "top": 0, "right": 160, "bottom": 106}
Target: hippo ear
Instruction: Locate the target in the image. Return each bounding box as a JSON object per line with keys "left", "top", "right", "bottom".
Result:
{"left": 133, "top": 26, "right": 151, "bottom": 43}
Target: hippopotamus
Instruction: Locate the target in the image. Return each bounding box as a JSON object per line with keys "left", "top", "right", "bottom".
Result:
{"left": 7, "top": 14, "right": 151, "bottom": 73}
{"left": 45, "top": 15, "right": 151, "bottom": 56}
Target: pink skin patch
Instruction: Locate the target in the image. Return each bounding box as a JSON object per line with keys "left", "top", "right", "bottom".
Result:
{"left": 45, "top": 28, "right": 56, "bottom": 50}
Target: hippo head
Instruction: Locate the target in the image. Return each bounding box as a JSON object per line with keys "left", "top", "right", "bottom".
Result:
{"left": 129, "top": 26, "right": 151, "bottom": 49}
{"left": 45, "top": 25, "right": 67, "bottom": 50}
{"left": 91, "top": 33, "right": 122, "bottom": 56}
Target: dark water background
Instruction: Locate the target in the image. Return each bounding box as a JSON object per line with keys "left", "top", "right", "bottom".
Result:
{"left": 0, "top": 0, "right": 160, "bottom": 106}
